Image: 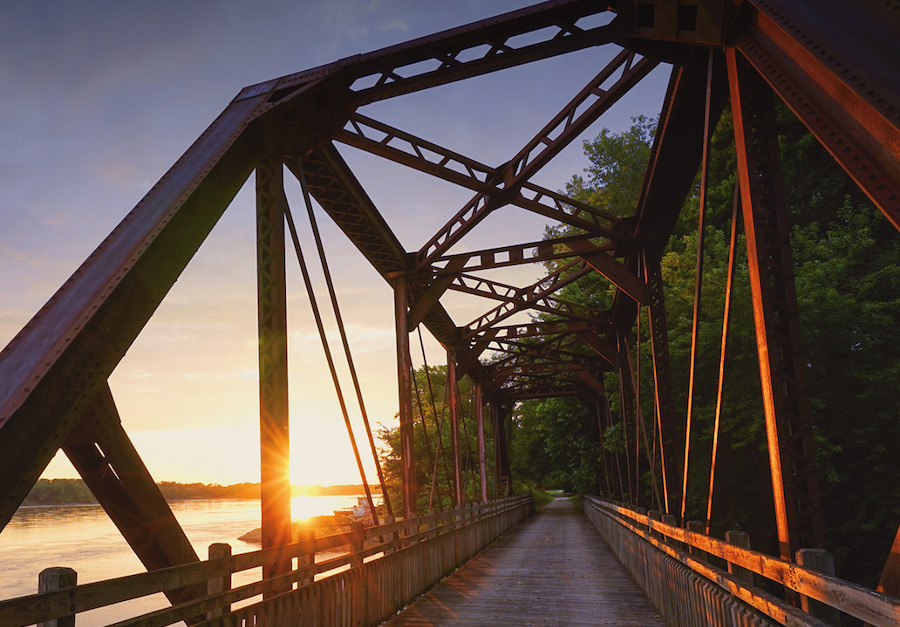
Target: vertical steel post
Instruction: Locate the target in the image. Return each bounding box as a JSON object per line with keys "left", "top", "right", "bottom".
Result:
{"left": 683, "top": 49, "right": 717, "bottom": 523}
{"left": 448, "top": 353, "right": 464, "bottom": 507}
{"left": 616, "top": 331, "right": 636, "bottom": 505}
{"left": 496, "top": 400, "right": 512, "bottom": 497}
{"left": 706, "top": 183, "right": 741, "bottom": 534}
{"left": 490, "top": 400, "right": 501, "bottom": 499}
{"left": 394, "top": 274, "right": 417, "bottom": 519}
{"left": 475, "top": 381, "right": 488, "bottom": 503}
{"left": 728, "top": 49, "right": 825, "bottom": 560}
{"left": 256, "top": 157, "right": 292, "bottom": 587}
{"left": 643, "top": 249, "right": 678, "bottom": 516}
{"left": 595, "top": 398, "right": 613, "bottom": 498}
{"left": 877, "top": 524, "right": 900, "bottom": 598}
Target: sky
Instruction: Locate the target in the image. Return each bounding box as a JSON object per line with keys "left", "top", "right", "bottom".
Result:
{"left": 0, "top": 1, "right": 670, "bottom": 487}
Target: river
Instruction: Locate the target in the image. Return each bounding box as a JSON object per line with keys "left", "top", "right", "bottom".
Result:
{"left": 0, "top": 494, "right": 366, "bottom": 625}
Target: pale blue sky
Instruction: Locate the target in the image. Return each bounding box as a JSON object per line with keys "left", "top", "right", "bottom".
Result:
{"left": 0, "top": 1, "right": 670, "bottom": 484}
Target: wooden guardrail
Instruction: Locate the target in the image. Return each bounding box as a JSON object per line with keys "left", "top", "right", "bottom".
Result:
{"left": 584, "top": 496, "right": 900, "bottom": 627}
{"left": 0, "top": 496, "right": 533, "bottom": 627}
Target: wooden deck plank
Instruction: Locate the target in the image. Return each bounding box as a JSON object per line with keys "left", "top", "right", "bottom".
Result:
{"left": 383, "top": 498, "right": 664, "bottom": 626}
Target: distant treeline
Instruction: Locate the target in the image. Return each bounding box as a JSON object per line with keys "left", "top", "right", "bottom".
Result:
{"left": 22, "top": 479, "right": 380, "bottom": 506}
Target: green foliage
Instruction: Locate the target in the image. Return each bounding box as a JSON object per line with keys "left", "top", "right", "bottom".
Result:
{"left": 378, "top": 365, "right": 493, "bottom": 512}
{"left": 509, "top": 397, "right": 602, "bottom": 494}
{"left": 512, "top": 107, "right": 900, "bottom": 588}
{"left": 564, "top": 114, "right": 656, "bottom": 218}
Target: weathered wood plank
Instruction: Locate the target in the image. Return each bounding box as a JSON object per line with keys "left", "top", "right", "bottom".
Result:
{"left": 384, "top": 498, "right": 664, "bottom": 626}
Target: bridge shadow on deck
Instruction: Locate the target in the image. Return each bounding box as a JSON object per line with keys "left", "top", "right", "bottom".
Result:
{"left": 383, "top": 498, "right": 664, "bottom": 626}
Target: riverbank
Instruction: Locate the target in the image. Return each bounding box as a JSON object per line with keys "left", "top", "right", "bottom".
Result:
{"left": 23, "top": 478, "right": 381, "bottom": 506}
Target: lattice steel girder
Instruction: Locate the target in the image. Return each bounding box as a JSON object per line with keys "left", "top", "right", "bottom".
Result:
{"left": 462, "top": 261, "right": 595, "bottom": 338}
{"left": 235, "top": 0, "right": 616, "bottom": 121}
{"left": 729, "top": 49, "right": 825, "bottom": 559}
{"left": 606, "top": 54, "right": 728, "bottom": 346}
{"left": 414, "top": 51, "right": 657, "bottom": 267}
{"left": 289, "top": 147, "right": 466, "bottom": 358}
{"left": 394, "top": 276, "right": 418, "bottom": 517}
{"left": 738, "top": 0, "right": 900, "bottom": 229}
{"left": 484, "top": 333, "right": 595, "bottom": 356}
{"left": 289, "top": 147, "right": 407, "bottom": 276}
{"left": 337, "top": 113, "right": 624, "bottom": 269}
{"left": 256, "top": 158, "right": 293, "bottom": 586}
{"left": 475, "top": 319, "right": 606, "bottom": 341}
{"left": 409, "top": 233, "right": 609, "bottom": 328}
{"left": 450, "top": 269, "right": 601, "bottom": 317}
{"left": 504, "top": 386, "right": 583, "bottom": 400}
{"left": 432, "top": 232, "right": 615, "bottom": 275}
{"left": 489, "top": 335, "right": 585, "bottom": 370}
{"left": 642, "top": 248, "right": 679, "bottom": 517}
{"left": 344, "top": 0, "right": 616, "bottom": 106}
{"left": 499, "top": 49, "right": 656, "bottom": 190}
{"left": 0, "top": 88, "right": 269, "bottom": 531}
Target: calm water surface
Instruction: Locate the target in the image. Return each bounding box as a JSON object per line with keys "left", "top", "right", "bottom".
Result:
{"left": 0, "top": 495, "right": 364, "bottom": 625}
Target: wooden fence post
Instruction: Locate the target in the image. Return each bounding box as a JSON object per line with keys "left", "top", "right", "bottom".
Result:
{"left": 662, "top": 514, "right": 677, "bottom": 548}
{"left": 648, "top": 509, "right": 661, "bottom": 539}
{"left": 796, "top": 548, "right": 841, "bottom": 626}
{"left": 38, "top": 567, "right": 76, "bottom": 627}
{"left": 207, "top": 543, "right": 232, "bottom": 619}
{"left": 725, "top": 531, "right": 754, "bottom": 586}
{"left": 686, "top": 520, "right": 709, "bottom": 562}
{"left": 296, "top": 529, "right": 316, "bottom": 586}
{"left": 351, "top": 521, "right": 365, "bottom": 568}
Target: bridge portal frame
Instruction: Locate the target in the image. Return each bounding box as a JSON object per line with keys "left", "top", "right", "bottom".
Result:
{"left": 0, "top": 0, "right": 897, "bottom": 606}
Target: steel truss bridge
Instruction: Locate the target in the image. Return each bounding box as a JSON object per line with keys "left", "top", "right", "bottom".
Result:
{"left": 1, "top": 0, "right": 898, "bottom": 625}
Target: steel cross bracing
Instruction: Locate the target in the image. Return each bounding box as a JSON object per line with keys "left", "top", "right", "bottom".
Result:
{"left": 0, "top": 0, "right": 898, "bottom": 604}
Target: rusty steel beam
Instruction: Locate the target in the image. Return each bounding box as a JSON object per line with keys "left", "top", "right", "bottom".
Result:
{"left": 414, "top": 51, "right": 656, "bottom": 268}
{"left": 642, "top": 249, "right": 678, "bottom": 517}
{"left": 290, "top": 148, "right": 466, "bottom": 358}
{"left": 473, "top": 319, "right": 605, "bottom": 341}
{"left": 235, "top": 0, "right": 615, "bottom": 120}
{"left": 256, "top": 158, "right": 292, "bottom": 587}
{"left": 570, "top": 366, "right": 607, "bottom": 397}
{"left": 393, "top": 275, "right": 417, "bottom": 518}
{"left": 569, "top": 239, "right": 648, "bottom": 305}
{"left": 729, "top": 50, "right": 825, "bottom": 559}
{"left": 64, "top": 386, "right": 203, "bottom": 610}
{"left": 419, "top": 237, "right": 641, "bottom": 327}
{"left": 739, "top": 0, "right": 900, "bottom": 229}
{"left": 337, "top": 114, "right": 623, "bottom": 269}
{"left": 449, "top": 270, "right": 599, "bottom": 316}
{"left": 576, "top": 330, "right": 618, "bottom": 368}
{"left": 462, "top": 261, "right": 594, "bottom": 337}
{"left": 499, "top": 49, "right": 658, "bottom": 189}
{"left": 345, "top": 0, "right": 615, "bottom": 105}
{"left": 431, "top": 232, "right": 615, "bottom": 275}
{"left": 447, "top": 353, "right": 464, "bottom": 507}
{"left": 0, "top": 87, "right": 268, "bottom": 531}
{"left": 475, "top": 381, "right": 488, "bottom": 504}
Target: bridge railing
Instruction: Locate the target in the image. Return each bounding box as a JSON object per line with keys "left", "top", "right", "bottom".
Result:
{"left": 584, "top": 496, "right": 900, "bottom": 627}
{"left": 0, "top": 495, "right": 532, "bottom": 627}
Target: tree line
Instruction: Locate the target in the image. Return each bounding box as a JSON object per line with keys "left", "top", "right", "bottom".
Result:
{"left": 23, "top": 479, "right": 379, "bottom": 505}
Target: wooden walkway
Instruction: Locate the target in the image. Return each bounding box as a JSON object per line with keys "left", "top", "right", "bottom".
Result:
{"left": 383, "top": 497, "right": 664, "bottom": 626}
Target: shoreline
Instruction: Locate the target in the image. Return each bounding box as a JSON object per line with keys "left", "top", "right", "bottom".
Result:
{"left": 22, "top": 479, "right": 382, "bottom": 507}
